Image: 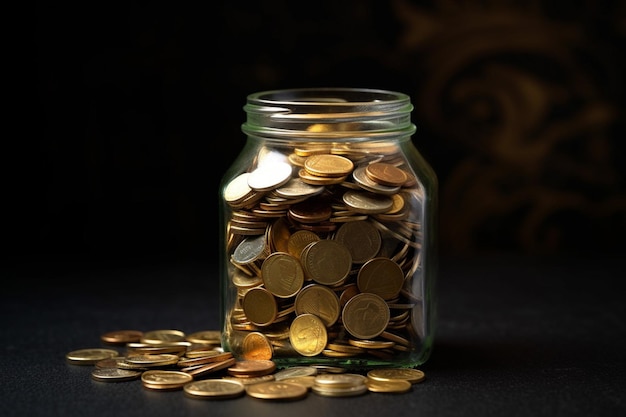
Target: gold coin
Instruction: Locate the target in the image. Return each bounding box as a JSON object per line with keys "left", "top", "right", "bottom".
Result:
{"left": 185, "top": 330, "right": 222, "bottom": 345}
{"left": 341, "top": 292, "right": 390, "bottom": 339}
{"left": 294, "top": 284, "right": 341, "bottom": 327}
{"left": 66, "top": 348, "right": 120, "bottom": 365}
{"left": 380, "top": 330, "right": 411, "bottom": 347}
{"left": 339, "top": 283, "right": 360, "bottom": 306}
{"left": 176, "top": 351, "right": 233, "bottom": 367}
{"left": 100, "top": 329, "right": 144, "bottom": 345}
{"left": 367, "top": 368, "right": 426, "bottom": 384}
{"left": 326, "top": 342, "right": 364, "bottom": 355}
{"left": 348, "top": 339, "right": 395, "bottom": 349}
{"left": 329, "top": 214, "right": 370, "bottom": 223}
{"left": 125, "top": 353, "right": 180, "bottom": 367}
{"left": 386, "top": 192, "right": 406, "bottom": 214}
{"left": 350, "top": 141, "right": 400, "bottom": 155}
{"left": 242, "top": 287, "right": 278, "bottom": 326}
{"left": 231, "top": 269, "right": 263, "bottom": 289}
{"left": 184, "top": 347, "right": 225, "bottom": 359}
{"left": 229, "top": 190, "right": 265, "bottom": 210}
{"left": 142, "top": 382, "right": 188, "bottom": 391}
{"left": 95, "top": 356, "right": 127, "bottom": 369}
{"left": 222, "top": 374, "right": 275, "bottom": 385}
{"left": 116, "top": 359, "right": 149, "bottom": 370}
{"left": 141, "top": 329, "right": 186, "bottom": 344}
{"left": 288, "top": 152, "right": 308, "bottom": 166}
{"left": 322, "top": 349, "right": 359, "bottom": 358}
{"left": 268, "top": 217, "right": 291, "bottom": 253}
{"left": 305, "top": 124, "right": 334, "bottom": 133}
{"left": 186, "top": 350, "right": 233, "bottom": 362}
{"left": 229, "top": 218, "right": 265, "bottom": 232}
{"left": 364, "top": 162, "right": 409, "bottom": 187}
{"left": 91, "top": 367, "right": 142, "bottom": 382}
{"left": 289, "top": 313, "right": 328, "bottom": 357}
{"left": 314, "top": 373, "right": 368, "bottom": 388}
{"left": 311, "top": 383, "right": 368, "bottom": 397}
{"left": 366, "top": 378, "right": 412, "bottom": 393}
{"left": 184, "top": 379, "right": 246, "bottom": 400}
{"left": 279, "top": 375, "right": 317, "bottom": 389}
{"left": 261, "top": 252, "right": 304, "bottom": 298}
{"left": 352, "top": 166, "right": 401, "bottom": 195}
{"left": 357, "top": 257, "right": 404, "bottom": 300}
{"left": 301, "top": 239, "right": 352, "bottom": 286}
{"left": 182, "top": 357, "right": 237, "bottom": 378}
{"left": 251, "top": 208, "right": 288, "bottom": 218}
{"left": 141, "top": 370, "right": 193, "bottom": 387}
{"left": 304, "top": 154, "right": 354, "bottom": 177}
{"left": 287, "top": 230, "right": 320, "bottom": 259}
{"left": 245, "top": 381, "right": 308, "bottom": 401}
{"left": 287, "top": 197, "right": 333, "bottom": 224}
{"left": 294, "top": 221, "right": 337, "bottom": 233}
{"left": 298, "top": 169, "right": 348, "bottom": 185}
{"left": 242, "top": 332, "right": 274, "bottom": 361}
{"left": 334, "top": 220, "right": 382, "bottom": 264}
{"left": 227, "top": 359, "right": 277, "bottom": 377}
{"left": 313, "top": 373, "right": 367, "bottom": 393}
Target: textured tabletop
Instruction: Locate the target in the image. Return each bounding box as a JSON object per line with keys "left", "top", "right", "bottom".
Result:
{"left": 2, "top": 255, "right": 624, "bottom": 417}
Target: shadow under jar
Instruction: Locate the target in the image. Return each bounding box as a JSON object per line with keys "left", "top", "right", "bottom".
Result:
{"left": 219, "top": 88, "right": 438, "bottom": 370}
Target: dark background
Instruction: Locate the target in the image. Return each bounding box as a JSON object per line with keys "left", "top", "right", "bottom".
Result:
{"left": 14, "top": 0, "right": 626, "bottom": 272}
{"left": 3, "top": 3, "right": 625, "bottom": 415}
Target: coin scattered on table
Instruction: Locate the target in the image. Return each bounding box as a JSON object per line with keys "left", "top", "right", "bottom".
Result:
{"left": 125, "top": 353, "right": 180, "bottom": 367}
{"left": 311, "top": 373, "right": 369, "bottom": 397}
{"left": 245, "top": 381, "right": 308, "bottom": 401}
{"left": 91, "top": 367, "right": 142, "bottom": 382}
{"left": 367, "top": 368, "right": 426, "bottom": 384}
{"left": 184, "top": 379, "right": 246, "bottom": 400}
{"left": 141, "top": 370, "right": 193, "bottom": 391}
{"left": 66, "top": 328, "right": 427, "bottom": 401}
{"left": 141, "top": 329, "right": 186, "bottom": 344}
{"left": 65, "top": 348, "right": 120, "bottom": 365}
{"left": 365, "top": 378, "right": 412, "bottom": 393}
{"left": 100, "top": 330, "right": 144, "bottom": 345}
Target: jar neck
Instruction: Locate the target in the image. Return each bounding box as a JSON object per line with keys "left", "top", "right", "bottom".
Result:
{"left": 241, "top": 88, "right": 416, "bottom": 142}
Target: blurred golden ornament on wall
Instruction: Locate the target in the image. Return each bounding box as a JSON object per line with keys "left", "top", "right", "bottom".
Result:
{"left": 393, "top": 0, "right": 624, "bottom": 254}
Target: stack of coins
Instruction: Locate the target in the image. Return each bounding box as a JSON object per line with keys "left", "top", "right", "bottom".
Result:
{"left": 311, "top": 373, "right": 369, "bottom": 397}
{"left": 222, "top": 142, "right": 427, "bottom": 366}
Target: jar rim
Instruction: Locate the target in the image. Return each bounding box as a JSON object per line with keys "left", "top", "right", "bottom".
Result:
{"left": 246, "top": 87, "right": 410, "bottom": 106}
{"left": 242, "top": 87, "right": 415, "bottom": 140}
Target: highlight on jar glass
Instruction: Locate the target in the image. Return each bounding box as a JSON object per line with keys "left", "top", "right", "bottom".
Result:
{"left": 218, "top": 88, "right": 438, "bottom": 370}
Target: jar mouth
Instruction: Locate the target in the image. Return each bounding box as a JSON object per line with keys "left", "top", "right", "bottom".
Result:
{"left": 247, "top": 87, "right": 408, "bottom": 106}
{"left": 242, "top": 87, "right": 416, "bottom": 141}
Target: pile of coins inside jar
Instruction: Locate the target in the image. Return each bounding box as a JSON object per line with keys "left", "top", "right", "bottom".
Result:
{"left": 66, "top": 329, "right": 426, "bottom": 400}
{"left": 222, "top": 141, "right": 427, "bottom": 366}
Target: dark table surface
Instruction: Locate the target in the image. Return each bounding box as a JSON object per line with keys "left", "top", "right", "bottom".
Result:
{"left": 2, "top": 253, "right": 624, "bottom": 417}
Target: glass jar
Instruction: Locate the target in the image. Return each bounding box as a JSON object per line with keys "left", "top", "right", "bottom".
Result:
{"left": 219, "top": 88, "right": 437, "bottom": 370}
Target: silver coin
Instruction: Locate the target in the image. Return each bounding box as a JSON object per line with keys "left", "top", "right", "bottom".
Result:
{"left": 247, "top": 161, "right": 293, "bottom": 191}
{"left": 91, "top": 367, "right": 142, "bottom": 382}
{"left": 342, "top": 190, "right": 393, "bottom": 214}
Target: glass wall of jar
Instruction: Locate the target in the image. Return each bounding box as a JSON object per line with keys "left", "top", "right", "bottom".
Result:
{"left": 219, "top": 88, "right": 437, "bottom": 370}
